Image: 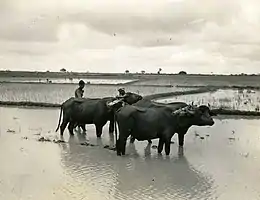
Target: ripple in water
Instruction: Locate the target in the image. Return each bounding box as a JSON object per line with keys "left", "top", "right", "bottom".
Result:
{"left": 2, "top": 107, "right": 260, "bottom": 200}
{"left": 57, "top": 134, "right": 215, "bottom": 200}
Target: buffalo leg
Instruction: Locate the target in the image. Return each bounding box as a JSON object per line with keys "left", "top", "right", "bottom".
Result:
{"left": 117, "top": 135, "right": 129, "bottom": 156}
{"left": 116, "top": 118, "right": 132, "bottom": 156}
{"left": 60, "top": 116, "right": 69, "bottom": 136}
{"left": 116, "top": 139, "right": 122, "bottom": 156}
{"left": 109, "top": 120, "right": 114, "bottom": 133}
{"left": 121, "top": 137, "right": 127, "bottom": 155}
{"left": 60, "top": 122, "right": 67, "bottom": 136}
{"left": 148, "top": 139, "right": 152, "bottom": 144}
{"left": 117, "top": 130, "right": 131, "bottom": 156}
{"left": 165, "top": 139, "right": 171, "bottom": 155}
{"left": 80, "top": 124, "right": 86, "bottom": 133}
{"left": 95, "top": 125, "right": 103, "bottom": 138}
{"left": 68, "top": 122, "right": 75, "bottom": 135}
{"left": 158, "top": 138, "right": 164, "bottom": 154}
{"left": 116, "top": 137, "right": 122, "bottom": 156}
{"left": 178, "top": 133, "right": 185, "bottom": 147}
{"left": 116, "top": 140, "right": 120, "bottom": 155}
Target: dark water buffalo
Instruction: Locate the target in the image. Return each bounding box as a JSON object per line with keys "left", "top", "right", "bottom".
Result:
{"left": 115, "top": 104, "right": 215, "bottom": 156}
{"left": 55, "top": 92, "right": 142, "bottom": 137}
{"left": 122, "top": 92, "right": 143, "bottom": 106}
{"left": 73, "top": 92, "right": 143, "bottom": 132}
{"left": 130, "top": 99, "right": 189, "bottom": 144}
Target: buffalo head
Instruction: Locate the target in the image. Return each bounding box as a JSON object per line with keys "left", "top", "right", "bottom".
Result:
{"left": 173, "top": 104, "right": 216, "bottom": 126}
{"left": 124, "top": 92, "right": 143, "bottom": 105}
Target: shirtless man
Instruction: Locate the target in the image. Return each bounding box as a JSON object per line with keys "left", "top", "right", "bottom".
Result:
{"left": 74, "top": 80, "right": 85, "bottom": 132}
{"left": 75, "top": 80, "right": 85, "bottom": 98}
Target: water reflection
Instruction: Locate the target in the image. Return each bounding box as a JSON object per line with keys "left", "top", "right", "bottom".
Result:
{"left": 59, "top": 135, "right": 214, "bottom": 200}
{"left": 2, "top": 107, "right": 260, "bottom": 200}
{"left": 114, "top": 145, "right": 214, "bottom": 200}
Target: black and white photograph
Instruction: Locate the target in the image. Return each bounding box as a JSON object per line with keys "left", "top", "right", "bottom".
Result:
{"left": 0, "top": 1, "right": 260, "bottom": 200}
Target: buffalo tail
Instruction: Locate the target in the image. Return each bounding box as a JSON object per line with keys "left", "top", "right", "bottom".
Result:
{"left": 114, "top": 113, "right": 118, "bottom": 142}
{"left": 55, "top": 106, "right": 63, "bottom": 132}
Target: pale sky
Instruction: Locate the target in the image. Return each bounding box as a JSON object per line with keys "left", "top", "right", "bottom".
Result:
{"left": 1, "top": 0, "right": 260, "bottom": 74}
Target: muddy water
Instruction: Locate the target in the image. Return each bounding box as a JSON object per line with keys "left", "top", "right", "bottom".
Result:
{"left": 1, "top": 107, "right": 260, "bottom": 200}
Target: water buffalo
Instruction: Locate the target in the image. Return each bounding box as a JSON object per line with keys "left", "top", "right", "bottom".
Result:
{"left": 55, "top": 92, "right": 142, "bottom": 137}
{"left": 115, "top": 104, "right": 215, "bottom": 156}
{"left": 130, "top": 99, "right": 189, "bottom": 144}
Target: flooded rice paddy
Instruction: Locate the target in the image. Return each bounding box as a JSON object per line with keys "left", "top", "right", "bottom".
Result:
{"left": 0, "top": 83, "right": 189, "bottom": 104}
{"left": 0, "top": 77, "right": 136, "bottom": 85}
{"left": 1, "top": 106, "right": 260, "bottom": 200}
{"left": 133, "top": 75, "right": 260, "bottom": 87}
{"left": 156, "top": 89, "right": 260, "bottom": 111}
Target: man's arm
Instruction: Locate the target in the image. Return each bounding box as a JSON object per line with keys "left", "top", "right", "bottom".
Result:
{"left": 116, "top": 94, "right": 127, "bottom": 99}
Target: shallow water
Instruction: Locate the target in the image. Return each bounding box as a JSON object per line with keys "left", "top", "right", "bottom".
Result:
{"left": 1, "top": 107, "right": 260, "bottom": 200}
{"left": 0, "top": 83, "right": 188, "bottom": 104}
{"left": 156, "top": 89, "right": 260, "bottom": 111}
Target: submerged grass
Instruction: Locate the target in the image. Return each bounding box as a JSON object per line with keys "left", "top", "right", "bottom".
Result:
{"left": 156, "top": 89, "right": 260, "bottom": 112}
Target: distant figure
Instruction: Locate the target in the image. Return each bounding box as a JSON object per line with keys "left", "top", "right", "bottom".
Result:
{"left": 75, "top": 80, "right": 85, "bottom": 98}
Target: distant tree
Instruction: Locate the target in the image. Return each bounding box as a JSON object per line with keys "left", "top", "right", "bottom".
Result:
{"left": 141, "top": 70, "right": 146, "bottom": 74}
{"left": 157, "top": 68, "right": 162, "bottom": 74}
{"left": 125, "top": 70, "right": 130, "bottom": 74}
{"left": 178, "top": 71, "right": 187, "bottom": 75}
{"left": 60, "top": 68, "right": 67, "bottom": 72}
